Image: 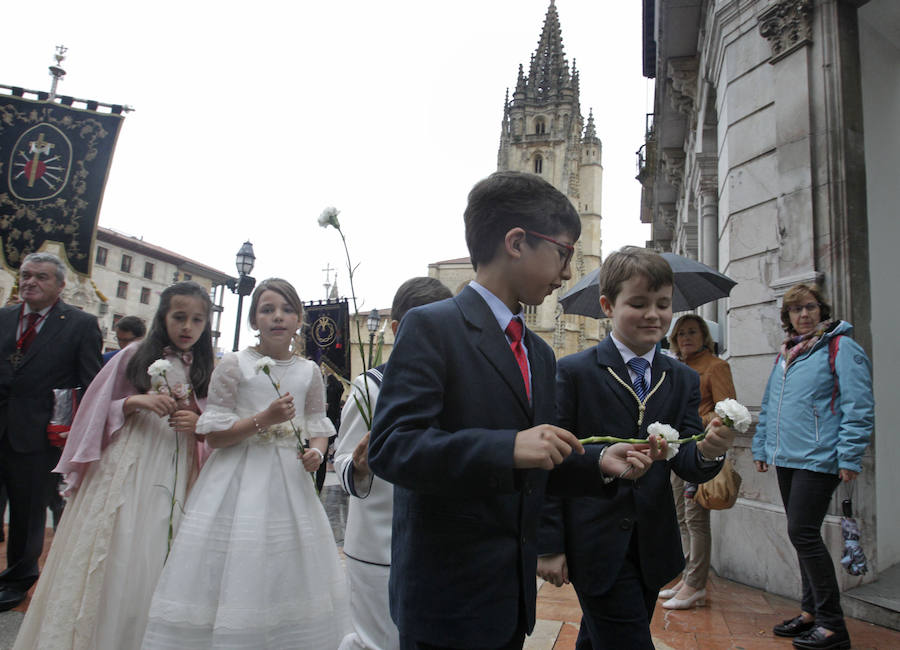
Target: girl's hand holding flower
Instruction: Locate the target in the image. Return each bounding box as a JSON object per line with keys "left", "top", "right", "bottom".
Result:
{"left": 263, "top": 393, "right": 295, "bottom": 427}
{"left": 127, "top": 393, "right": 177, "bottom": 417}
{"left": 299, "top": 447, "right": 325, "bottom": 473}
{"left": 168, "top": 410, "right": 199, "bottom": 435}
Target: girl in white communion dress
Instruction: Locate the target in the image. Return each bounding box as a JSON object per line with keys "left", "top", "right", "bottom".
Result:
{"left": 143, "top": 278, "right": 349, "bottom": 649}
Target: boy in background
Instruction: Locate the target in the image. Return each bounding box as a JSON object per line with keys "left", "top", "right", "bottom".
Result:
{"left": 335, "top": 276, "right": 452, "bottom": 650}
{"left": 537, "top": 246, "right": 736, "bottom": 649}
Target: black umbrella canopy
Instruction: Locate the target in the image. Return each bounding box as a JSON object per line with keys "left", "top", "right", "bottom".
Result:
{"left": 557, "top": 252, "right": 737, "bottom": 319}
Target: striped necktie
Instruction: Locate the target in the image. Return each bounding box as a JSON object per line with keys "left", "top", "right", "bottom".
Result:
{"left": 626, "top": 357, "right": 650, "bottom": 401}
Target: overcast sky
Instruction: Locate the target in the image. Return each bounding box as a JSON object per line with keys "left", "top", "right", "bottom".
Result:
{"left": 2, "top": 0, "right": 651, "bottom": 346}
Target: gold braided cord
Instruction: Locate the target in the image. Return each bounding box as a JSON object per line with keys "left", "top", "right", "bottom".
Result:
{"left": 605, "top": 366, "right": 667, "bottom": 429}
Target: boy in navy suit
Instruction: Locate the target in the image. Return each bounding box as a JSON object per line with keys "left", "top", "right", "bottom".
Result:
{"left": 369, "top": 174, "right": 662, "bottom": 650}
{"left": 537, "top": 246, "right": 736, "bottom": 649}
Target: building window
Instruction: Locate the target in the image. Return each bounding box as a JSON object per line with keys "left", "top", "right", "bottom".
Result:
{"left": 183, "top": 273, "right": 192, "bottom": 281}
{"left": 144, "top": 262, "right": 154, "bottom": 280}
{"left": 121, "top": 254, "right": 132, "bottom": 273}
{"left": 95, "top": 246, "right": 108, "bottom": 266}
{"left": 140, "top": 287, "right": 151, "bottom": 304}
{"left": 117, "top": 281, "right": 128, "bottom": 299}
{"left": 535, "top": 118, "right": 546, "bottom": 135}
{"left": 534, "top": 155, "right": 543, "bottom": 174}
{"left": 112, "top": 313, "right": 123, "bottom": 329}
{"left": 524, "top": 304, "right": 538, "bottom": 326}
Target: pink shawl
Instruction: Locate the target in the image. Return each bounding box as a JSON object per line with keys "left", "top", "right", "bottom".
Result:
{"left": 55, "top": 344, "right": 208, "bottom": 491}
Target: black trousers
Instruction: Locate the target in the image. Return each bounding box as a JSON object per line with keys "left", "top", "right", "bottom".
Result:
{"left": 776, "top": 466, "right": 845, "bottom": 632}
{"left": 0, "top": 435, "right": 60, "bottom": 592}
{"left": 574, "top": 532, "right": 656, "bottom": 650}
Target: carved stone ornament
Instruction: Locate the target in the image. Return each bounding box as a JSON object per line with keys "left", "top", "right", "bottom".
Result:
{"left": 667, "top": 57, "right": 698, "bottom": 115}
{"left": 662, "top": 149, "right": 686, "bottom": 189}
{"left": 759, "top": 0, "right": 813, "bottom": 64}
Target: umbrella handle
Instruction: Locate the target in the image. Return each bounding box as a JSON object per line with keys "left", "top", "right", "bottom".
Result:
{"left": 842, "top": 498, "right": 853, "bottom": 518}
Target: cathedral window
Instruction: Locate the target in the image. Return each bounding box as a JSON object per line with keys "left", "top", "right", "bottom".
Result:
{"left": 534, "top": 155, "right": 543, "bottom": 174}
{"left": 535, "top": 118, "right": 546, "bottom": 135}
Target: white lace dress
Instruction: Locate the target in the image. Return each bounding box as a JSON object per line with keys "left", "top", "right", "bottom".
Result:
{"left": 142, "top": 348, "right": 349, "bottom": 649}
{"left": 14, "top": 349, "right": 198, "bottom": 650}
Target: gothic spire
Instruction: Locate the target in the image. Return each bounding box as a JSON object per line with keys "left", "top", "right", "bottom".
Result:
{"left": 526, "top": 0, "right": 569, "bottom": 102}
{"left": 583, "top": 108, "right": 598, "bottom": 141}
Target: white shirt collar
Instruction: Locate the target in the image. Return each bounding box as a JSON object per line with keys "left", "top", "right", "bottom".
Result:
{"left": 610, "top": 333, "right": 655, "bottom": 382}
{"left": 468, "top": 281, "right": 524, "bottom": 334}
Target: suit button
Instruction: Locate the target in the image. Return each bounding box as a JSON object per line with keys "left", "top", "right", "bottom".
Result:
{"left": 524, "top": 482, "right": 533, "bottom": 495}
{"left": 521, "top": 536, "right": 527, "bottom": 545}
{"left": 620, "top": 518, "right": 633, "bottom": 530}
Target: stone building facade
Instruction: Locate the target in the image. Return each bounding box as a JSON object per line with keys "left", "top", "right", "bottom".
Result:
{"left": 429, "top": 1, "right": 610, "bottom": 358}
{"left": 640, "top": 0, "right": 898, "bottom": 626}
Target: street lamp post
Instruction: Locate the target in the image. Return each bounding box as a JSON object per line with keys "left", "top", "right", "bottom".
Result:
{"left": 366, "top": 308, "right": 380, "bottom": 369}
{"left": 227, "top": 241, "right": 256, "bottom": 352}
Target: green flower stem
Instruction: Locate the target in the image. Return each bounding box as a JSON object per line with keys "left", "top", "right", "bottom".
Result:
{"left": 260, "top": 368, "right": 304, "bottom": 451}
{"left": 159, "top": 372, "right": 179, "bottom": 562}
{"left": 578, "top": 432, "right": 707, "bottom": 446}
{"left": 334, "top": 225, "right": 374, "bottom": 429}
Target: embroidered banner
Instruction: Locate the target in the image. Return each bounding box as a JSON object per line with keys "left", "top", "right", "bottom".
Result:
{"left": 303, "top": 299, "right": 351, "bottom": 379}
{"left": 0, "top": 94, "right": 124, "bottom": 275}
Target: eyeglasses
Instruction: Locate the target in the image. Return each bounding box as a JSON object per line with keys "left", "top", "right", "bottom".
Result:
{"left": 523, "top": 229, "right": 575, "bottom": 268}
{"left": 787, "top": 302, "right": 820, "bottom": 315}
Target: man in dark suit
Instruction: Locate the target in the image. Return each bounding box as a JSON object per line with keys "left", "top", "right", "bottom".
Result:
{"left": 537, "top": 246, "right": 736, "bottom": 649}
{"left": 0, "top": 252, "right": 102, "bottom": 610}
{"left": 368, "top": 173, "right": 660, "bottom": 650}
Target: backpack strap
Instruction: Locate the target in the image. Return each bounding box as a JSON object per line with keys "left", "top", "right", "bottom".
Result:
{"left": 828, "top": 335, "right": 842, "bottom": 415}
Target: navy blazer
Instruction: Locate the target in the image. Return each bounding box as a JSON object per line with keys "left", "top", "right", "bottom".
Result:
{"left": 369, "top": 286, "right": 610, "bottom": 648}
{"left": 538, "top": 336, "right": 723, "bottom": 596}
{"left": 0, "top": 301, "right": 102, "bottom": 454}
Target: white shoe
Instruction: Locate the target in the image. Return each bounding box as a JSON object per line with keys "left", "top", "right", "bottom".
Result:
{"left": 658, "top": 588, "right": 678, "bottom": 599}
{"left": 662, "top": 589, "right": 706, "bottom": 609}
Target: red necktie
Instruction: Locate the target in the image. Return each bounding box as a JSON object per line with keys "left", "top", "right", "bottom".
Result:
{"left": 21, "top": 312, "right": 40, "bottom": 351}
{"left": 505, "top": 317, "right": 530, "bottom": 399}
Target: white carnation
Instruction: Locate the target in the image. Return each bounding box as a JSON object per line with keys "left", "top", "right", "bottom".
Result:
{"left": 647, "top": 421, "right": 681, "bottom": 460}
{"left": 318, "top": 206, "right": 340, "bottom": 229}
{"left": 255, "top": 356, "right": 275, "bottom": 374}
{"left": 147, "top": 359, "right": 173, "bottom": 378}
{"left": 714, "top": 399, "right": 752, "bottom": 433}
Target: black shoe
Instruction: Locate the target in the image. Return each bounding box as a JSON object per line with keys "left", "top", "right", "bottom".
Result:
{"left": 0, "top": 588, "right": 25, "bottom": 612}
{"left": 792, "top": 626, "right": 851, "bottom": 649}
{"left": 774, "top": 615, "right": 816, "bottom": 638}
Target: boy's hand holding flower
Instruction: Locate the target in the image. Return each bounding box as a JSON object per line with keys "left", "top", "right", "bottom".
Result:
{"left": 698, "top": 398, "right": 751, "bottom": 459}
{"left": 697, "top": 418, "right": 735, "bottom": 459}
{"left": 599, "top": 442, "right": 660, "bottom": 480}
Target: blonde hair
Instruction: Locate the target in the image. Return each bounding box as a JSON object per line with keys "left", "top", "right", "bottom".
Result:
{"left": 669, "top": 314, "right": 715, "bottom": 359}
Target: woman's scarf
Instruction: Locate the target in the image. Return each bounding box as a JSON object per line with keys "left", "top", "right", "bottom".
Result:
{"left": 780, "top": 319, "right": 837, "bottom": 368}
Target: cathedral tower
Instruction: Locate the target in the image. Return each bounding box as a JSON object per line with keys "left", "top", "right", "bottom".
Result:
{"left": 497, "top": 0, "right": 605, "bottom": 354}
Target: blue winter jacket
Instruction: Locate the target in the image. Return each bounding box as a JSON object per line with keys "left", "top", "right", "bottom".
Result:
{"left": 752, "top": 321, "right": 874, "bottom": 474}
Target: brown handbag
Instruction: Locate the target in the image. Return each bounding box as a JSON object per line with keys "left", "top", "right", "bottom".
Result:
{"left": 695, "top": 457, "right": 742, "bottom": 510}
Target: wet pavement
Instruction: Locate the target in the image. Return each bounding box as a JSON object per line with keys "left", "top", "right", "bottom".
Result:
{"left": 1, "top": 471, "right": 898, "bottom": 649}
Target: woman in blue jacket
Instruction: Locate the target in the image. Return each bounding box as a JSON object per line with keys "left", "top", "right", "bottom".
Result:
{"left": 753, "top": 283, "right": 873, "bottom": 650}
